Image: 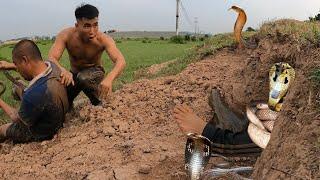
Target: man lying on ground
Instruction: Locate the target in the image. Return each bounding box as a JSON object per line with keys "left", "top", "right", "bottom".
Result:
{"left": 48, "top": 4, "right": 126, "bottom": 107}
{"left": 173, "top": 88, "right": 261, "bottom": 154}
{"left": 0, "top": 40, "right": 68, "bottom": 143}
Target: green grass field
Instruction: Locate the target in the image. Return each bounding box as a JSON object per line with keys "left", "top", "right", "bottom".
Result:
{"left": 0, "top": 39, "right": 199, "bottom": 123}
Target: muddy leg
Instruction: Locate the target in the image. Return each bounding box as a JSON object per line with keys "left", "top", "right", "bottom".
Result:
{"left": 77, "top": 66, "right": 105, "bottom": 106}
{"left": 66, "top": 71, "right": 83, "bottom": 109}
{"left": 173, "top": 104, "right": 207, "bottom": 135}
{"left": 208, "top": 88, "right": 248, "bottom": 133}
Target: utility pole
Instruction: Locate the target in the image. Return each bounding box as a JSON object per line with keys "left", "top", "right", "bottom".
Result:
{"left": 176, "top": 0, "right": 180, "bottom": 36}
{"left": 194, "top": 17, "right": 198, "bottom": 36}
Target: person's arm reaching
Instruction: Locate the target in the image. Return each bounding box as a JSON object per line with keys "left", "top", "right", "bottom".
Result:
{"left": 0, "top": 98, "right": 19, "bottom": 123}
{"left": 99, "top": 34, "right": 126, "bottom": 98}
{"left": 48, "top": 30, "right": 74, "bottom": 86}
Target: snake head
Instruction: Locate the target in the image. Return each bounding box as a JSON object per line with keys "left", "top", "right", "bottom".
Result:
{"left": 268, "top": 62, "right": 295, "bottom": 111}
{"left": 229, "top": 5, "right": 242, "bottom": 12}
{"left": 185, "top": 133, "right": 212, "bottom": 156}
{"left": 185, "top": 133, "right": 212, "bottom": 179}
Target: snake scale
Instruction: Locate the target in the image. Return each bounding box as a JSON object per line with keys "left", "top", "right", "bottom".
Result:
{"left": 185, "top": 133, "right": 212, "bottom": 180}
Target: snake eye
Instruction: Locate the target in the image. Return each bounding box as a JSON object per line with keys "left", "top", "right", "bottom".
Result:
{"left": 284, "top": 77, "right": 288, "bottom": 84}
{"left": 273, "top": 74, "right": 278, "bottom": 82}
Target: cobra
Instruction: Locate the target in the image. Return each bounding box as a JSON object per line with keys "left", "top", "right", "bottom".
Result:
{"left": 229, "top": 6, "right": 247, "bottom": 49}
{"left": 247, "top": 62, "right": 295, "bottom": 148}
{"left": 185, "top": 133, "right": 212, "bottom": 180}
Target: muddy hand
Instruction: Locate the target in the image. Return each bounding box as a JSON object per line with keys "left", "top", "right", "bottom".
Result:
{"left": 99, "top": 80, "right": 112, "bottom": 100}
{"left": 60, "top": 68, "right": 74, "bottom": 86}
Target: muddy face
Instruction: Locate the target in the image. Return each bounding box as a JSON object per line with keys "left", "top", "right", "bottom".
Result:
{"left": 76, "top": 17, "right": 99, "bottom": 42}
{"left": 12, "top": 56, "right": 33, "bottom": 81}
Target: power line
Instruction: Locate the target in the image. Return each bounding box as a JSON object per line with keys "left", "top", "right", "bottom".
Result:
{"left": 180, "top": 1, "right": 193, "bottom": 27}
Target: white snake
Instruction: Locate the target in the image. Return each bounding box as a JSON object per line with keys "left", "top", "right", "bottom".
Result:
{"left": 247, "top": 62, "right": 295, "bottom": 149}
{"left": 185, "top": 133, "right": 212, "bottom": 180}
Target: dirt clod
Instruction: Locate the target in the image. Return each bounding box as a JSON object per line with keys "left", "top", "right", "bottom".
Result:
{"left": 138, "top": 165, "right": 152, "bottom": 174}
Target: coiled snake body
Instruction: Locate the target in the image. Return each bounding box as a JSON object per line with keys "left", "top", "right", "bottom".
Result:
{"left": 247, "top": 62, "right": 295, "bottom": 148}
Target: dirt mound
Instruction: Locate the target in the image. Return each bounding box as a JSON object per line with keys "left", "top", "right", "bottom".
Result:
{"left": 0, "top": 49, "right": 257, "bottom": 179}
{"left": 248, "top": 31, "right": 320, "bottom": 179}
{"left": 0, "top": 20, "right": 319, "bottom": 179}
{"left": 134, "top": 59, "right": 177, "bottom": 78}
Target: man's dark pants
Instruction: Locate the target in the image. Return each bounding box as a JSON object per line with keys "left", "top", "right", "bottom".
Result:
{"left": 67, "top": 66, "right": 105, "bottom": 106}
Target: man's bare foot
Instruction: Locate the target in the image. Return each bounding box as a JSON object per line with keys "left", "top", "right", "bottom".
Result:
{"left": 173, "top": 104, "right": 207, "bottom": 135}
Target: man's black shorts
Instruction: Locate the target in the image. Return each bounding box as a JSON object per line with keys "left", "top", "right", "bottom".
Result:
{"left": 6, "top": 122, "right": 34, "bottom": 143}
{"left": 6, "top": 121, "right": 55, "bottom": 143}
{"left": 67, "top": 66, "right": 105, "bottom": 106}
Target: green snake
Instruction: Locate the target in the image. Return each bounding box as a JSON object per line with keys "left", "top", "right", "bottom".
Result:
{"left": 247, "top": 62, "right": 295, "bottom": 148}
{"left": 0, "top": 81, "right": 6, "bottom": 96}
{"left": 1, "top": 70, "right": 26, "bottom": 100}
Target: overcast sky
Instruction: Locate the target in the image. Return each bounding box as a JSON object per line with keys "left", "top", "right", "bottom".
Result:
{"left": 0, "top": 0, "right": 319, "bottom": 41}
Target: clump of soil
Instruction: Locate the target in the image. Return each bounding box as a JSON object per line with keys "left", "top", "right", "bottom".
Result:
{"left": 0, "top": 20, "right": 319, "bottom": 179}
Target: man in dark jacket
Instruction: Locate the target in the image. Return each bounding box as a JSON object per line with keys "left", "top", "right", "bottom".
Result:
{"left": 0, "top": 40, "right": 68, "bottom": 143}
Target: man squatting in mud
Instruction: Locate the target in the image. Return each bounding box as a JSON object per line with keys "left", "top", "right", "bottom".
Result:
{"left": 48, "top": 4, "right": 126, "bottom": 107}
{"left": 0, "top": 4, "right": 126, "bottom": 143}
{"left": 173, "top": 89, "right": 261, "bottom": 154}
{"left": 0, "top": 40, "right": 69, "bottom": 143}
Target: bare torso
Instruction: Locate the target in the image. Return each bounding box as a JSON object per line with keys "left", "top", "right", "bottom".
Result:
{"left": 65, "top": 28, "right": 106, "bottom": 73}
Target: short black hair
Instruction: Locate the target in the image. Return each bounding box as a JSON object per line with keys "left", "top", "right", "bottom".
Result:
{"left": 12, "top": 40, "right": 42, "bottom": 62}
{"left": 75, "top": 4, "right": 99, "bottom": 20}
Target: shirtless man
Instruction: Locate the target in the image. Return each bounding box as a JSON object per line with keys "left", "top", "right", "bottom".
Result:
{"left": 0, "top": 4, "right": 126, "bottom": 106}
{"left": 48, "top": 4, "right": 126, "bottom": 106}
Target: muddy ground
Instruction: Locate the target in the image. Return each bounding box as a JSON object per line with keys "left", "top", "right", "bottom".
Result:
{"left": 0, "top": 26, "right": 319, "bottom": 179}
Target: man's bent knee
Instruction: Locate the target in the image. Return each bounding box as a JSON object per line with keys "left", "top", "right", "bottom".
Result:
{"left": 77, "top": 67, "right": 105, "bottom": 89}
